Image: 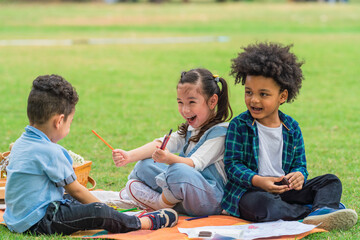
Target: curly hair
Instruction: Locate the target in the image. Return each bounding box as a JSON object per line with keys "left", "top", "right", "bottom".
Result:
{"left": 230, "top": 42, "right": 304, "bottom": 102}
{"left": 177, "top": 68, "right": 233, "bottom": 143}
{"left": 27, "top": 74, "right": 79, "bottom": 125}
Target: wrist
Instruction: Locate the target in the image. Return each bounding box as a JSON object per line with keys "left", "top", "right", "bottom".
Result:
{"left": 127, "top": 150, "right": 135, "bottom": 162}
{"left": 251, "top": 175, "right": 261, "bottom": 187}
{"left": 167, "top": 153, "right": 175, "bottom": 165}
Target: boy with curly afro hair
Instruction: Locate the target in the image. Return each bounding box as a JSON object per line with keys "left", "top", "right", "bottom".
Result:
{"left": 221, "top": 42, "right": 358, "bottom": 231}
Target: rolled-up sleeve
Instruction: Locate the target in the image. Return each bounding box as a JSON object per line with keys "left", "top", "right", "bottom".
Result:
{"left": 43, "top": 148, "right": 77, "bottom": 187}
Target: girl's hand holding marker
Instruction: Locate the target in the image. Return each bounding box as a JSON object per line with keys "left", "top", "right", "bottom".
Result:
{"left": 160, "top": 129, "right": 173, "bottom": 150}
{"left": 153, "top": 129, "right": 172, "bottom": 163}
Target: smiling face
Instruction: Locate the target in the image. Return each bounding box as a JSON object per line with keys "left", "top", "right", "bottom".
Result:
{"left": 177, "top": 83, "right": 217, "bottom": 129}
{"left": 244, "top": 75, "right": 288, "bottom": 127}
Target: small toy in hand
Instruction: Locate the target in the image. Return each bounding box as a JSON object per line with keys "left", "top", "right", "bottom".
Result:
{"left": 280, "top": 177, "right": 290, "bottom": 187}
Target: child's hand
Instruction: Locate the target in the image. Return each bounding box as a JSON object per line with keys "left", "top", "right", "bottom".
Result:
{"left": 112, "top": 149, "right": 130, "bottom": 167}
{"left": 252, "top": 175, "right": 290, "bottom": 194}
{"left": 286, "top": 172, "right": 304, "bottom": 190}
{"left": 152, "top": 147, "right": 170, "bottom": 164}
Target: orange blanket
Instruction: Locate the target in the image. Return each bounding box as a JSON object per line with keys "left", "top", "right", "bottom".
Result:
{"left": 1, "top": 210, "right": 326, "bottom": 239}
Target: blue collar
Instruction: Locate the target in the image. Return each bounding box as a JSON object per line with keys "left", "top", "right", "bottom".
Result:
{"left": 25, "top": 125, "right": 51, "bottom": 142}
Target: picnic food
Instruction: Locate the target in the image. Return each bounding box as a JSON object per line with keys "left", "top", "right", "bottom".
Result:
{"left": 1, "top": 151, "right": 10, "bottom": 181}
{"left": 69, "top": 150, "right": 85, "bottom": 166}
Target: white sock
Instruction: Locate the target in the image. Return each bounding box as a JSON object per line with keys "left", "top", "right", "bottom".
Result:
{"left": 157, "top": 194, "right": 176, "bottom": 209}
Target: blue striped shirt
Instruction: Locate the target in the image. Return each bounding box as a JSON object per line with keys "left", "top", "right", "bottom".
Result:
{"left": 221, "top": 110, "right": 308, "bottom": 217}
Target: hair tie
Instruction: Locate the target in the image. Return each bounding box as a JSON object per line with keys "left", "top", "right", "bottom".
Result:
{"left": 213, "top": 74, "right": 220, "bottom": 83}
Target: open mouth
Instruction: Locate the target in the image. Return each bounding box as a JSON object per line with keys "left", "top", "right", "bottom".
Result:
{"left": 251, "top": 106, "right": 263, "bottom": 112}
{"left": 186, "top": 115, "right": 197, "bottom": 123}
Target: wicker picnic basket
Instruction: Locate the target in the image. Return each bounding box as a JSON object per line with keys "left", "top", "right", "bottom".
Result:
{"left": 0, "top": 151, "right": 10, "bottom": 200}
{"left": 0, "top": 179, "right": 5, "bottom": 200}
{"left": 0, "top": 180, "right": 5, "bottom": 200}
{"left": 73, "top": 161, "right": 96, "bottom": 191}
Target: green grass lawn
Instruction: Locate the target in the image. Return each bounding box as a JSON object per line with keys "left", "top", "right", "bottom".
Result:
{"left": 0, "top": 1, "right": 359, "bottom": 239}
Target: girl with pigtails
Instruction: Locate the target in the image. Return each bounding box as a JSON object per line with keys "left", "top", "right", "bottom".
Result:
{"left": 112, "top": 68, "right": 233, "bottom": 216}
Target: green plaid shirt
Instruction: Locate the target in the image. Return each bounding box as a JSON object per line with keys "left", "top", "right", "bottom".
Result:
{"left": 221, "top": 110, "right": 308, "bottom": 217}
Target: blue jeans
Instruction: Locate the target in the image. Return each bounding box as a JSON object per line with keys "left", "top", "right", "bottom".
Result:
{"left": 238, "top": 174, "right": 342, "bottom": 222}
{"left": 27, "top": 196, "right": 141, "bottom": 235}
{"left": 129, "top": 158, "right": 225, "bottom": 216}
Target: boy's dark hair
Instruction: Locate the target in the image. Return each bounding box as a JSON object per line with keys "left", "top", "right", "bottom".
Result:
{"left": 177, "top": 68, "right": 233, "bottom": 143}
{"left": 27, "top": 74, "right": 79, "bottom": 125}
{"left": 230, "top": 42, "right": 304, "bottom": 102}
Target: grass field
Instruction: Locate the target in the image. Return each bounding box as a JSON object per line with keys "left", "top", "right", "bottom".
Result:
{"left": 0, "top": 1, "right": 359, "bottom": 239}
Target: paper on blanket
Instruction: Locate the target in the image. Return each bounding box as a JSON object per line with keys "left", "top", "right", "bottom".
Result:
{"left": 90, "top": 191, "right": 138, "bottom": 209}
{"left": 178, "top": 220, "right": 317, "bottom": 240}
{"left": 180, "top": 227, "right": 243, "bottom": 239}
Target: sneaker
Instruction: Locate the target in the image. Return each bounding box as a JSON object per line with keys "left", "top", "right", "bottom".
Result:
{"left": 305, "top": 202, "right": 347, "bottom": 211}
{"left": 140, "top": 208, "right": 178, "bottom": 230}
{"left": 126, "top": 179, "right": 161, "bottom": 210}
{"left": 303, "top": 207, "right": 358, "bottom": 231}
{"left": 119, "top": 188, "right": 130, "bottom": 201}
{"left": 339, "top": 202, "right": 346, "bottom": 209}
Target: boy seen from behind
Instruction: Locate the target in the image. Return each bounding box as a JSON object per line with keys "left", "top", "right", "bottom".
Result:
{"left": 221, "top": 42, "right": 358, "bottom": 231}
{"left": 4, "top": 75, "right": 178, "bottom": 235}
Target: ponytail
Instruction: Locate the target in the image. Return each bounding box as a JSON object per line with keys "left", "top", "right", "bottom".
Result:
{"left": 216, "top": 77, "right": 232, "bottom": 123}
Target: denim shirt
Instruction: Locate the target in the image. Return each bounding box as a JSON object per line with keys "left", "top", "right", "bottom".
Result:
{"left": 4, "top": 126, "right": 76, "bottom": 233}
{"left": 221, "top": 110, "right": 308, "bottom": 217}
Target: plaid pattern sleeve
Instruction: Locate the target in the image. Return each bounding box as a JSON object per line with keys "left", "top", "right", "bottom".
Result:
{"left": 291, "top": 129, "right": 308, "bottom": 181}
{"left": 223, "top": 117, "right": 258, "bottom": 187}
{"left": 221, "top": 111, "right": 259, "bottom": 217}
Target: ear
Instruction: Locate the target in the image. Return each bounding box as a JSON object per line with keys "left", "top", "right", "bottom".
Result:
{"left": 53, "top": 114, "right": 65, "bottom": 130}
{"left": 280, "top": 89, "right": 288, "bottom": 104}
{"left": 208, "top": 94, "right": 218, "bottom": 110}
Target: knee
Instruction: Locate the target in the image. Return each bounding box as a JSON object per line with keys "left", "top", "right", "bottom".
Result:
{"left": 90, "top": 202, "right": 114, "bottom": 218}
{"left": 166, "top": 163, "right": 196, "bottom": 182}
{"left": 131, "top": 158, "right": 154, "bottom": 175}
{"left": 324, "top": 174, "right": 340, "bottom": 182}
{"left": 241, "top": 192, "right": 271, "bottom": 210}
{"left": 324, "top": 173, "right": 342, "bottom": 189}
{"left": 323, "top": 174, "right": 342, "bottom": 185}
{"left": 240, "top": 192, "right": 279, "bottom": 222}
{"left": 134, "top": 158, "right": 154, "bottom": 170}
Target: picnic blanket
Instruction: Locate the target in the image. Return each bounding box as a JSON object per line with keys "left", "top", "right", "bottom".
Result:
{"left": 1, "top": 209, "right": 326, "bottom": 239}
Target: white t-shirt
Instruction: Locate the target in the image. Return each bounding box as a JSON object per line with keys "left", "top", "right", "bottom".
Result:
{"left": 156, "top": 122, "right": 228, "bottom": 183}
{"left": 256, "top": 121, "right": 285, "bottom": 177}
